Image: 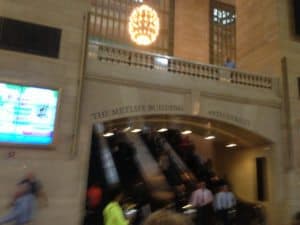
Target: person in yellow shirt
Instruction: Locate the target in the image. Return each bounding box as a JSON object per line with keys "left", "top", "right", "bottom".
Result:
{"left": 103, "top": 187, "right": 129, "bottom": 225}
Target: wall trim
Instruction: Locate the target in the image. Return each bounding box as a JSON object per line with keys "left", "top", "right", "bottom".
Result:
{"left": 85, "top": 73, "right": 192, "bottom": 94}
{"left": 200, "top": 91, "right": 282, "bottom": 108}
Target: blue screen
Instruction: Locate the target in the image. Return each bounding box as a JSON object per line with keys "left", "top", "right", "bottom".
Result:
{"left": 0, "top": 83, "right": 59, "bottom": 145}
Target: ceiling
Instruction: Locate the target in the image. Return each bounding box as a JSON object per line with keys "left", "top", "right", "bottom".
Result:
{"left": 99, "top": 114, "right": 272, "bottom": 150}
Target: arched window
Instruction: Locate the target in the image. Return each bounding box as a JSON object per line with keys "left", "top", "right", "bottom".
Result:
{"left": 210, "top": 1, "right": 236, "bottom": 66}
{"left": 89, "top": 0, "right": 175, "bottom": 55}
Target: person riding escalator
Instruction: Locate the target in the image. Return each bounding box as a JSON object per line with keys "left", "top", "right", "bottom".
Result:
{"left": 110, "top": 141, "right": 141, "bottom": 189}
{"left": 158, "top": 150, "right": 182, "bottom": 187}
{"left": 141, "top": 131, "right": 196, "bottom": 211}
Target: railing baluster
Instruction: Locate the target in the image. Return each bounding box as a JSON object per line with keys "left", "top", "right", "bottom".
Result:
{"left": 90, "top": 43, "right": 278, "bottom": 91}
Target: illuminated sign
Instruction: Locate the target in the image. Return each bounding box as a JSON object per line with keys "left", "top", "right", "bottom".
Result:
{"left": 0, "top": 82, "right": 59, "bottom": 145}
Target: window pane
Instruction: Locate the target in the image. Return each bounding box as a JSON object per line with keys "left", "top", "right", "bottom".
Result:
{"left": 210, "top": 1, "right": 236, "bottom": 66}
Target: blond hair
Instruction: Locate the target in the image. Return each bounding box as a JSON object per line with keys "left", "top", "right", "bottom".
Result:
{"left": 143, "top": 210, "right": 193, "bottom": 225}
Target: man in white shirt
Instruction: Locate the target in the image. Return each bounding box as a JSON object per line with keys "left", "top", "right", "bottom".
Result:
{"left": 190, "top": 181, "right": 214, "bottom": 225}
{"left": 214, "top": 184, "right": 236, "bottom": 225}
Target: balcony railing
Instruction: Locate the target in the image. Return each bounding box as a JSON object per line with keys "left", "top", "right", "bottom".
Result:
{"left": 88, "top": 41, "right": 279, "bottom": 92}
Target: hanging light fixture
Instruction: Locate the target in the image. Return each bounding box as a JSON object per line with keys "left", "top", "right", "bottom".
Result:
{"left": 128, "top": 4, "right": 160, "bottom": 46}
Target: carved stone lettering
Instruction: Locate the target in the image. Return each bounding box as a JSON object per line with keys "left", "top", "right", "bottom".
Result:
{"left": 91, "top": 104, "right": 184, "bottom": 120}
{"left": 208, "top": 110, "right": 250, "bottom": 127}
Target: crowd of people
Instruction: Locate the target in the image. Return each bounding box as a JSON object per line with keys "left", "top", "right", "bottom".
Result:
{"left": 0, "top": 164, "right": 298, "bottom": 225}
{"left": 85, "top": 171, "right": 298, "bottom": 225}
{"left": 85, "top": 180, "right": 236, "bottom": 225}
{"left": 84, "top": 128, "right": 293, "bottom": 225}
{"left": 190, "top": 181, "right": 236, "bottom": 225}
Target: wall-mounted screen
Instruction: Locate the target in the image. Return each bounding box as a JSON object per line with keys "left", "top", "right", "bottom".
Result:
{"left": 0, "top": 82, "right": 59, "bottom": 145}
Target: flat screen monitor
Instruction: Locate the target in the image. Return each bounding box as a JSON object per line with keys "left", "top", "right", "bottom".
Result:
{"left": 0, "top": 82, "right": 59, "bottom": 146}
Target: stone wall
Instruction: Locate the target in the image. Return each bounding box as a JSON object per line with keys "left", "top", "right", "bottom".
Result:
{"left": 0, "top": 1, "right": 88, "bottom": 225}
{"left": 236, "top": 0, "right": 281, "bottom": 75}
{"left": 278, "top": 0, "right": 300, "bottom": 223}
{"left": 0, "top": 1, "right": 292, "bottom": 225}
{"left": 215, "top": 146, "right": 276, "bottom": 224}
{"left": 173, "top": 0, "right": 209, "bottom": 63}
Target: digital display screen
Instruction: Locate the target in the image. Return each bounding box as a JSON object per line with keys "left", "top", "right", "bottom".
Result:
{"left": 0, "top": 82, "right": 59, "bottom": 145}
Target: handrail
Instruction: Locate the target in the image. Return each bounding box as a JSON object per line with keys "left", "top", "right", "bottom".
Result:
{"left": 88, "top": 41, "right": 279, "bottom": 91}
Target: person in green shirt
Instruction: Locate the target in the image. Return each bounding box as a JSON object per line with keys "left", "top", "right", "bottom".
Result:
{"left": 103, "top": 187, "right": 129, "bottom": 225}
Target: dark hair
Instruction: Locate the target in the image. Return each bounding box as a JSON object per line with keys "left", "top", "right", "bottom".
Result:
{"left": 107, "top": 186, "right": 123, "bottom": 202}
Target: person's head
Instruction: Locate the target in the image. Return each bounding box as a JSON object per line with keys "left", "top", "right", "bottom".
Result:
{"left": 107, "top": 186, "right": 124, "bottom": 203}
{"left": 16, "top": 182, "right": 30, "bottom": 197}
{"left": 134, "top": 182, "right": 149, "bottom": 204}
{"left": 176, "top": 184, "right": 186, "bottom": 193}
{"left": 26, "top": 172, "right": 35, "bottom": 181}
{"left": 143, "top": 209, "right": 192, "bottom": 225}
{"left": 210, "top": 174, "right": 219, "bottom": 181}
{"left": 225, "top": 57, "right": 231, "bottom": 63}
{"left": 197, "top": 181, "right": 206, "bottom": 189}
{"left": 221, "top": 184, "right": 229, "bottom": 192}
{"left": 91, "top": 181, "right": 101, "bottom": 187}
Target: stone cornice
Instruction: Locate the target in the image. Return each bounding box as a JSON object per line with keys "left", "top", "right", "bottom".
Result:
{"left": 85, "top": 73, "right": 282, "bottom": 109}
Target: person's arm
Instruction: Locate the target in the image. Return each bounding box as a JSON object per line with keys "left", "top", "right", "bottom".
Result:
{"left": 213, "top": 196, "right": 218, "bottom": 211}
{"left": 114, "top": 208, "right": 129, "bottom": 225}
{"left": 189, "top": 191, "right": 197, "bottom": 207}
{"left": 36, "top": 181, "right": 48, "bottom": 208}
{"left": 207, "top": 190, "right": 214, "bottom": 204}
{"left": 214, "top": 194, "right": 222, "bottom": 211}
{"left": 108, "top": 204, "right": 129, "bottom": 225}
{"left": 0, "top": 201, "right": 23, "bottom": 224}
{"left": 230, "top": 193, "right": 236, "bottom": 207}
{"left": 37, "top": 190, "right": 48, "bottom": 207}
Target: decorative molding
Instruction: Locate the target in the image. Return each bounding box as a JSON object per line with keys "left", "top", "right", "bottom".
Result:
{"left": 85, "top": 73, "right": 192, "bottom": 94}
{"left": 200, "top": 91, "right": 282, "bottom": 109}
{"left": 281, "top": 57, "right": 294, "bottom": 170}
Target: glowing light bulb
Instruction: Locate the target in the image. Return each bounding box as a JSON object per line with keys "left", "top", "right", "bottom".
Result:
{"left": 129, "top": 5, "right": 160, "bottom": 46}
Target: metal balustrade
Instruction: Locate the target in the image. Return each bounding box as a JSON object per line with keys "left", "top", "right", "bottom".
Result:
{"left": 88, "top": 41, "right": 279, "bottom": 91}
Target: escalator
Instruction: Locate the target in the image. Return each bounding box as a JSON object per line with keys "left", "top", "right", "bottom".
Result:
{"left": 86, "top": 127, "right": 265, "bottom": 225}
{"left": 84, "top": 128, "right": 121, "bottom": 225}
{"left": 163, "top": 129, "right": 266, "bottom": 225}
{"left": 104, "top": 131, "right": 153, "bottom": 206}
{"left": 125, "top": 132, "right": 175, "bottom": 208}
{"left": 85, "top": 128, "right": 194, "bottom": 225}
{"left": 141, "top": 130, "right": 197, "bottom": 188}
{"left": 163, "top": 129, "right": 214, "bottom": 184}
{"left": 140, "top": 130, "right": 198, "bottom": 212}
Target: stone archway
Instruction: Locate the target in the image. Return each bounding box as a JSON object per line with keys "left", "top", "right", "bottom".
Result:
{"left": 77, "top": 77, "right": 283, "bottom": 225}
{"left": 89, "top": 114, "right": 272, "bottom": 202}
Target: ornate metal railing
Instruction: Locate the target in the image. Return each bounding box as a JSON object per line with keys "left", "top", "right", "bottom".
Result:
{"left": 88, "top": 41, "right": 279, "bottom": 91}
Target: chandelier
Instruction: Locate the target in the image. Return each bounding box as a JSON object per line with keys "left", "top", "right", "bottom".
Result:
{"left": 128, "top": 4, "right": 160, "bottom": 46}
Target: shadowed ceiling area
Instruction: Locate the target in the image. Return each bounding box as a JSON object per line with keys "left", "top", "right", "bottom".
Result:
{"left": 99, "top": 114, "right": 272, "bottom": 150}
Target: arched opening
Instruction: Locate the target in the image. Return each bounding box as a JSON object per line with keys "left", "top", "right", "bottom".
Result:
{"left": 83, "top": 114, "right": 272, "bottom": 225}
